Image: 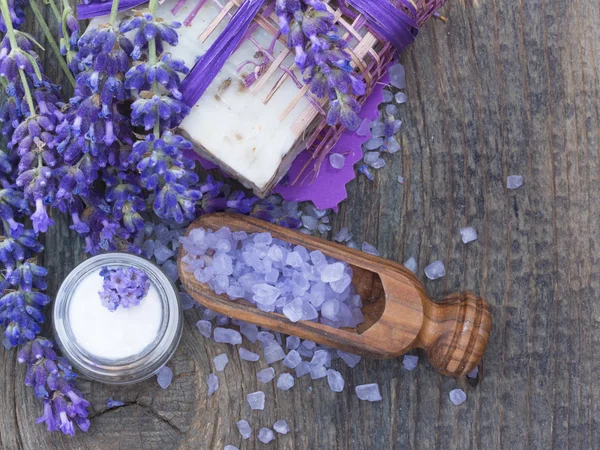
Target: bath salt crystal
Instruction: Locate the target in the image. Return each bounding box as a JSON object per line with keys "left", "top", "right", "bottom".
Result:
{"left": 329, "top": 153, "right": 346, "bottom": 170}
{"left": 258, "top": 428, "right": 275, "bottom": 444}
{"left": 286, "top": 335, "right": 300, "bottom": 350}
{"left": 263, "top": 340, "right": 286, "bottom": 364}
{"left": 302, "top": 340, "right": 316, "bottom": 350}
{"left": 362, "top": 242, "right": 380, "bottom": 256}
{"left": 302, "top": 302, "right": 319, "bottom": 321}
{"left": 239, "top": 347, "right": 260, "bottom": 362}
{"left": 356, "top": 118, "right": 372, "bottom": 136}
{"left": 276, "top": 373, "right": 295, "bottom": 391}
{"left": 107, "top": 397, "right": 125, "bottom": 408}
{"left": 389, "top": 63, "right": 406, "bottom": 89}
{"left": 364, "top": 151, "right": 380, "bottom": 166}
{"left": 467, "top": 366, "right": 479, "bottom": 378}
{"left": 247, "top": 391, "right": 266, "bottom": 410}
{"left": 326, "top": 369, "right": 345, "bottom": 392}
{"left": 301, "top": 215, "right": 319, "bottom": 231}
{"left": 395, "top": 92, "right": 407, "bottom": 104}
{"left": 252, "top": 284, "right": 280, "bottom": 306}
{"left": 156, "top": 366, "right": 173, "bottom": 389}
{"left": 321, "top": 263, "right": 345, "bottom": 283}
{"left": 283, "top": 297, "right": 304, "bottom": 322}
{"left": 161, "top": 260, "right": 178, "bottom": 281}
{"left": 333, "top": 227, "right": 352, "bottom": 243}
{"left": 257, "top": 367, "right": 275, "bottom": 383}
{"left": 310, "top": 350, "right": 329, "bottom": 367}
{"left": 364, "top": 138, "right": 384, "bottom": 151}
{"left": 240, "top": 323, "right": 258, "bottom": 343}
{"left": 224, "top": 446, "right": 239, "bottom": 450}
{"left": 295, "top": 361, "right": 310, "bottom": 378}
{"left": 403, "top": 257, "right": 417, "bottom": 274}
{"left": 371, "top": 158, "right": 387, "bottom": 169}
{"left": 257, "top": 331, "right": 275, "bottom": 346}
{"left": 154, "top": 243, "right": 175, "bottom": 264}
{"left": 382, "top": 89, "right": 394, "bottom": 103}
{"left": 283, "top": 349, "right": 302, "bottom": 369}
{"left": 355, "top": 383, "right": 382, "bottom": 402}
{"left": 207, "top": 373, "right": 219, "bottom": 396}
{"left": 309, "top": 364, "right": 327, "bottom": 380}
{"left": 507, "top": 175, "right": 523, "bottom": 189}
{"left": 203, "top": 309, "right": 218, "bottom": 321}
{"left": 213, "top": 353, "right": 229, "bottom": 371}
{"left": 397, "top": 175, "right": 405, "bottom": 184}
{"left": 196, "top": 320, "right": 212, "bottom": 338}
{"left": 425, "top": 261, "right": 446, "bottom": 280}
{"left": 236, "top": 420, "right": 252, "bottom": 439}
{"left": 214, "top": 328, "right": 242, "bottom": 345}
{"left": 371, "top": 121, "right": 385, "bottom": 138}
{"left": 460, "top": 227, "right": 478, "bottom": 244}
{"left": 273, "top": 420, "right": 290, "bottom": 434}
{"left": 449, "top": 389, "right": 467, "bottom": 405}
{"left": 402, "top": 354, "right": 419, "bottom": 371}
{"left": 386, "top": 104, "right": 398, "bottom": 116}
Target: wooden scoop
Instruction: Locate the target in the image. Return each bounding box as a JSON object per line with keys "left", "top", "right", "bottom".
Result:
{"left": 178, "top": 213, "right": 492, "bottom": 377}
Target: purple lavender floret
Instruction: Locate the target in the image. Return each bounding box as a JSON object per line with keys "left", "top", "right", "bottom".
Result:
{"left": 0, "top": 0, "right": 26, "bottom": 33}
{"left": 277, "top": 0, "right": 365, "bottom": 129}
{"left": 18, "top": 337, "right": 90, "bottom": 436}
{"left": 125, "top": 53, "right": 189, "bottom": 99}
{"left": 98, "top": 266, "right": 150, "bottom": 311}
{"left": 120, "top": 12, "right": 181, "bottom": 60}
{"left": 130, "top": 93, "right": 189, "bottom": 130}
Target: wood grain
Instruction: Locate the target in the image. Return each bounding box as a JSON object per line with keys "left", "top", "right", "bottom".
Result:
{"left": 1, "top": 0, "right": 599, "bottom": 448}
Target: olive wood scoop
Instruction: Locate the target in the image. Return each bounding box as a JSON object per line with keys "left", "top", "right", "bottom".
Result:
{"left": 178, "top": 213, "right": 492, "bottom": 377}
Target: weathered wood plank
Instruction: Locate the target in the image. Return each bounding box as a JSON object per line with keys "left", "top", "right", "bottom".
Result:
{"left": 1, "top": 0, "right": 599, "bottom": 449}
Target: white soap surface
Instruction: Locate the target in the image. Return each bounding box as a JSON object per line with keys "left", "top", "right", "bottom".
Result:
{"left": 68, "top": 270, "right": 163, "bottom": 360}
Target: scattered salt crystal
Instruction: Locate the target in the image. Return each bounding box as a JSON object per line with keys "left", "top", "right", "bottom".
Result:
{"left": 337, "top": 351, "right": 361, "bottom": 368}
{"left": 196, "top": 320, "right": 212, "bottom": 338}
{"left": 258, "top": 428, "right": 275, "bottom": 444}
{"left": 180, "top": 291, "right": 196, "bottom": 310}
{"left": 239, "top": 347, "right": 260, "bottom": 361}
{"left": 311, "top": 350, "right": 329, "bottom": 367}
{"left": 295, "top": 361, "right": 310, "bottom": 378}
{"left": 273, "top": 420, "right": 290, "bottom": 434}
{"left": 207, "top": 373, "right": 219, "bottom": 396}
{"left": 161, "top": 260, "right": 178, "bottom": 281}
{"left": 333, "top": 227, "right": 352, "bottom": 243}
{"left": 224, "top": 446, "right": 239, "bottom": 450}
{"left": 371, "top": 158, "right": 387, "bottom": 169}
{"left": 286, "top": 335, "right": 300, "bottom": 350}
{"left": 449, "top": 388, "right": 467, "bottom": 405}
{"left": 247, "top": 391, "right": 265, "bottom": 410}
{"left": 356, "top": 118, "right": 372, "bottom": 136}
{"left": 362, "top": 242, "right": 380, "bottom": 256}
{"left": 403, "top": 257, "right": 417, "bottom": 273}
{"left": 397, "top": 175, "right": 404, "bottom": 184}
{"left": 382, "top": 89, "right": 394, "bottom": 103}
{"left": 257, "top": 367, "right": 275, "bottom": 383}
{"left": 309, "top": 364, "right": 327, "bottom": 380}
{"left": 240, "top": 323, "right": 258, "bottom": 343}
{"left": 154, "top": 243, "right": 174, "bottom": 264}
{"left": 386, "top": 104, "right": 398, "bottom": 116}
{"left": 257, "top": 331, "right": 275, "bottom": 346}
{"left": 214, "top": 328, "right": 242, "bottom": 345}
{"left": 364, "top": 151, "right": 380, "bottom": 166}
{"left": 460, "top": 227, "right": 478, "bottom": 244}
{"left": 507, "top": 175, "right": 523, "bottom": 189}
{"left": 236, "top": 420, "right": 252, "bottom": 439}
{"left": 276, "top": 373, "right": 295, "bottom": 391}
{"left": 326, "top": 369, "right": 345, "bottom": 392}
{"left": 355, "top": 383, "right": 382, "bottom": 402}
{"left": 402, "top": 354, "right": 419, "bottom": 371}
{"left": 389, "top": 63, "right": 406, "bottom": 89}
{"left": 107, "top": 397, "right": 124, "bottom": 408}
{"left": 283, "top": 297, "right": 304, "bottom": 322}
{"left": 283, "top": 349, "right": 302, "bottom": 368}
{"left": 302, "top": 302, "right": 319, "bottom": 321}
{"left": 467, "top": 366, "right": 479, "bottom": 378}
{"left": 213, "top": 353, "right": 229, "bottom": 371}
{"left": 424, "top": 260, "right": 446, "bottom": 280}
{"left": 364, "top": 138, "right": 384, "bottom": 151}
{"left": 395, "top": 92, "right": 407, "bottom": 104}
{"left": 263, "top": 340, "right": 286, "bottom": 364}
{"left": 156, "top": 366, "right": 173, "bottom": 389}
{"left": 301, "top": 215, "right": 319, "bottom": 231}
{"left": 329, "top": 153, "right": 346, "bottom": 170}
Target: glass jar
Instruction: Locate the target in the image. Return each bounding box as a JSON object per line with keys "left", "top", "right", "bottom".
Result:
{"left": 53, "top": 253, "right": 183, "bottom": 384}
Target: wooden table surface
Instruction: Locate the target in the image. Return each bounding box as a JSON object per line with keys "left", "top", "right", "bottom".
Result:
{"left": 2, "top": 0, "right": 599, "bottom": 449}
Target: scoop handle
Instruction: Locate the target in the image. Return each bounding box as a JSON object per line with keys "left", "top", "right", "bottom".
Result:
{"left": 413, "top": 292, "right": 491, "bottom": 376}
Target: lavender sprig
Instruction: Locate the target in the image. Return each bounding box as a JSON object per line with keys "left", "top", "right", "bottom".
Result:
{"left": 276, "top": 0, "right": 365, "bottom": 130}
{"left": 99, "top": 265, "right": 150, "bottom": 311}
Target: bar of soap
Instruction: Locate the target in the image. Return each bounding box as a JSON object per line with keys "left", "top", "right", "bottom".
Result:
{"left": 93, "top": 0, "right": 317, "bottom": 196}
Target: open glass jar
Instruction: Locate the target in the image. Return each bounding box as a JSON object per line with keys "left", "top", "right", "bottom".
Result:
{"left": 53, "top": 253, "right": 182, "bottom": 384}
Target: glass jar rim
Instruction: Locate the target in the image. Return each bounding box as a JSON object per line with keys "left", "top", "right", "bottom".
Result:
{"left": 53, "top": 253, "right": 182, "bottom": 385}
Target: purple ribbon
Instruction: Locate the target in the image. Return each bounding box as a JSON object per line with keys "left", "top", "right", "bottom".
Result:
{"left": 179, "top": 0, "right": 267, "bottom": 107}
{"left": 77, "top": 0, "right": 148, "bottom": 20}
{"left": 345, "top": 0, "right": 419, "bottom": 51}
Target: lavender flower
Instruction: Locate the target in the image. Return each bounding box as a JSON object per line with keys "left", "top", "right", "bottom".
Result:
{"left": 120, "top": 12, "right": 181, "bottom": 60}
{"left": 18, "top": 337, "right": 90, "bottom": 436}
{"left": 277, "top": 0, "right": 365, "bottom": 129}
{"left": 98, "top": 266, "right": 150, "bottom": 311}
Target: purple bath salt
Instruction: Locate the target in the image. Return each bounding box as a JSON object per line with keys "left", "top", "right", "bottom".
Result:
{"left": 337, "top": 351, "right": 361, "bottom": 368}
{"left": 207, "top": 373, "right": 219, "bottom": 396}
{"left": 224, "top": 446, "right": 239, "bottom": 450}
{"left": 362, "top": 242, "right": 380, "bottom": 256}
{"left": 240, "top": 323, "right": 258, "bottom": 343}
{"left": 355, "top": 383, "right": 382, "bottom": 402}
{"left": 311, "top": 350, "right": 330, "bottom": 367}
{"left": 196, "top": 320, "right": 212, "bottom": 338}
{"left": 283, "top": 349, "right": 302, "bottom": 369}
{"left": 402, "top": 354, "right": 419, "bottom": 371}
{"left": 257, "top": 331, "right": 275, "bottom": 346}
{"left": 467, "top": 366, "right": 479, "bottom": 379}
{"left": 449, "top": 389, "right": 467, "bottom": 405}
{"left": 258, "top": 428, "right": 275, "bottom": 444}
{"left": 213, "top": 327, "right": 242, "bottom": 345}
{"left": 295, "top": 361, "right": 310, "bottom": 378}
{"left": 156, "top": 366, "right": 173, "bottom": 389}
{"left": 273, "top": 420, "right": 290, "bottom": 434}
{"left": 326, "top": 369, "right": 345, "bottom": 392}
{"left": 257, "top": 367, "right": 275, "bottom": 383}
{"left": 236, "top": 420, "right": 252, "bottom": 439}
{"left": 403, "top": 257, "right": 417, "bottom": 274}
{"left": 213, "top": 353, "right": 229, "bottom": 371}
{"left": 239, "top": 347, "right": 260, "bottom": 362}
{"left": 460, "top": 227, "right": 478, "bottom": 244}
{"left": 247, "top": 391, "right": 265, "bottom": 410}
{"left": 276, "top": 373, "right": 295, "bottom": 391}
{"left": 507, "top": 175, "right": 523, "bottom": 189}
{"left": 309, "top": 364, "right": 327, "bottom": 380}
{"left": 424, "top": 260, "right": 446, "bottom": 280}
{"left": 263, "top": 340, "right": 286, "bottom": 364}
{"left": 286, "top": 335, "right": 300, "bottom": 350}
{"left": 329, "top": 153, "right": 346, "bottom": 170}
